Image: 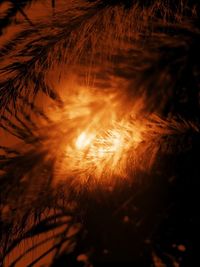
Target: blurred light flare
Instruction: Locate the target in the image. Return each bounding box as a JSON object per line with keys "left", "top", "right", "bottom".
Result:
{"left": 75, "top": 132, "right": 94, "bottom": 150}
{"left": 47, "top": 86, "right": 145, "bottom": 186}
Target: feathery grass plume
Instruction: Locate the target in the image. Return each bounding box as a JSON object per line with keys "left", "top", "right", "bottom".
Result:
{"left": 0, "top": 0, "right": 199, "bottom": 113}
{"left": 1, "top": 88, "right": 199, "bottom": 265}
{"left": 0, "top": 0, "right": 200, "bottom": 266}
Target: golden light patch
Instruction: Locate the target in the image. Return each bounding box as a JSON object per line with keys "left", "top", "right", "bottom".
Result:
{"left": 41, "top": 85, "right": 148, "bottom": 188}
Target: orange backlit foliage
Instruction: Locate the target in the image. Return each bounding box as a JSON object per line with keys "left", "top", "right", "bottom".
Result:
{"left": 44, "top": 85, "right": 146, "bottom": 187}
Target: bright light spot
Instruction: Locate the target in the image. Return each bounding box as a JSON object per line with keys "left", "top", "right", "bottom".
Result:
{"left": 47, "top": 86, "right": 147, "bottom": 186}
{"left": 75, "top": 132, "right": 94, "bottom": 149}
{"left": 74, "top": 128, "right": 128, "bottom": 167}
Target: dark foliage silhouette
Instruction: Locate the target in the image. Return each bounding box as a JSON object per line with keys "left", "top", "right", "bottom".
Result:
{"left": 0, "top": 1, "right": 200, "bottom": 266}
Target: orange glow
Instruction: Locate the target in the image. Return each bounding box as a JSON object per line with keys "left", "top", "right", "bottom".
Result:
{"left": 75, "top": 132, "right": 94, "bottom": 150}
{"left": 45, "top": 85, "right": 146, "bottom": 187}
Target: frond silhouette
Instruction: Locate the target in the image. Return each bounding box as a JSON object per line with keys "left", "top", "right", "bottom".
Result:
{"left": 0, "top": 0, "right": 200, "bottom": 266}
